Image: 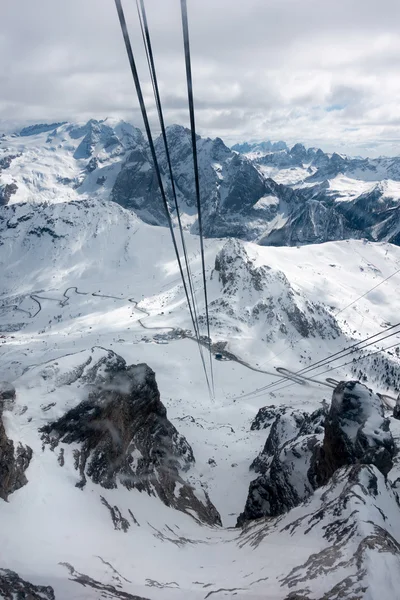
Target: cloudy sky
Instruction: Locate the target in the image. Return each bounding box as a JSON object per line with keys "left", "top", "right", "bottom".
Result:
{"left": 2, "top": 0, "right": 400, "bottom": 156}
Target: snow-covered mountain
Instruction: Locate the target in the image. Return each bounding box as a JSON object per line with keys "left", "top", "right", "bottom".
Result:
{"left": 2, "top": 119, "right": 400, "bottom": 246}
{"left": 235, "top": 141, "right": 400, "bottom": 245}
{"left": 2, "top": 195, "right": 400, "bottom": 597}
{"left": 3, "top": 117, "right": 400, "bottom": 598}
{"left": 231, "top": 140, "right": 289, "bottom": 155}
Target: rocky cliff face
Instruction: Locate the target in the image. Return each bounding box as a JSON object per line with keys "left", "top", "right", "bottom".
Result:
{"left": 0, "top": 569, "right": 55, "bottom": 599}
{"left": 237, "top": 406, "right": 326, "bottom": 524}
{"left": 277, "top": 464, "right": 400, "bottom": 599}
{"left": 40, "top": 349, "right": 221, "bottom": 526}
{"left": 0, "top": 382, "right": 32, "bottom": 501}
{"left": 111, "top": 146, "right": 168, "bottom": 226}
{"left": 239, "top": 381, "right": 397, "bottom": 525}
{"left": 313, "top": 381, "right": 395, "bottom": 486}
{"left": 212, "top": 238, "right": 341, "bottom": 342}
{"left": 0, "top": 183, "right": 18, "bottom": 206}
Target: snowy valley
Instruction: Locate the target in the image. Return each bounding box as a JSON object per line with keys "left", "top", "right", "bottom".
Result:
{"left": 1, "top": 122, "right": 400, "bottom": 599}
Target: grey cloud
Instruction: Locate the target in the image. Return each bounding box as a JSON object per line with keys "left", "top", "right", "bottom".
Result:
{"left": 1, "top": 0, "right": 400, "bottom": 155}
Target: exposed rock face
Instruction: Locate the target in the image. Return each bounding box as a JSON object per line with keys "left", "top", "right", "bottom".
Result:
{"left": 238, "top": 463, "right": 400, "bottom": 599}
{"left": 259, "top": 184, "right": 361, "bottom": 247}
{"left": 73, "top": 120, "right": 116, "bottom": 159}
{"left": 239, "top": 381, "right": 397, "bottom": 526}
{"left": 250, "top": 404, "right": 290, "bottom": 431}
{"left": 393, "top": 393, "right": 400, "bottom": 420}
{"left": 5, "top": 119, "right": 400, "bottom": 246}
{"left": 0, "top": 381, "right": 16, "bottom": 410}
{"left": 212, "top": 238, "right": 341, "bottom": 341}
{"left": 237, "top": 407, "right": 326, "bottom": 525}
{"left": 0, "top": 154, "right": 19, "bottom": 173}
{"left": 313, "top": 381, "right": 395, "bottom": 486}
{"left": 41, "top": 357, "right": 221, "bottom": 525}
{"left": 0, "top": 396, "right": 32, "bottom": 501}
{"left": 19, "top": 122, "right": 66, "bottom": 136}
{"left": 0, "top": 569, "right": 55, "bottom": 599}
{"left": 0, "top": 183, "right": 18, "bottom": 206}
{"left": 86, "top": 156, "right": 98, "bottom": 173}
{"left": 60, "top": 563, "right": 149, "bottom": 600}
{"left": 232, "top": 140, "right": 288, "bottom": 153}
{"left": 111, "top": 147, "right": 167, "bottom": 226}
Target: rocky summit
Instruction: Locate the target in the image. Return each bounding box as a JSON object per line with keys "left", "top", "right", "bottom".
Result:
{"left": 313, "top": 380, "right": 396, "bottom": 485}
{"left": 2, "top": 120, "right": 400, "bottom": 246}
{"left": 239, "top": 381, "right": 397, "bottom": 525}
{"left": 40, "top": 350, "right": 221, "bottom": 526}
{"left": 0, "top": 569, "right": 55, "bottom": 600}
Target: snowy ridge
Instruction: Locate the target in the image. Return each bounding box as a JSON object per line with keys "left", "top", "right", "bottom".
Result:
{"left": 1, "top": 195, "right": 400, "bottom": 597}
{"left": 3, "top": 120, "right": 400, "bottom": 245}
{"left": 2, "top": 198, "right": 400, "bottom": 380}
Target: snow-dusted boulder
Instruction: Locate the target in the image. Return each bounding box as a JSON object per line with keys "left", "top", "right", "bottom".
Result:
{"left": 313, "top": 381, "right": 396, "bottom": 486}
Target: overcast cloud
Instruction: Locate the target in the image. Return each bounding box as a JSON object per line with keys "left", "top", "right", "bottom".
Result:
{"left": 2, "top": 0, "right": 400, "bottom": 156}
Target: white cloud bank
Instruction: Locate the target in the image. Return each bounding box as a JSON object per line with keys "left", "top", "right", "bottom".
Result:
{"left": 2, "top": 0, "right": 400, "bottom": 156}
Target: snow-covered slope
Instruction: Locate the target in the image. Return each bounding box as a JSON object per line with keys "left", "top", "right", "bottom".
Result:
{"left": 2, "top": 195, "right": 400, "bottom": 598}
{"left": 0, "top": 119, "right": 145, "bottom": 207}
{"left": 2, "top": 197, "right": 400, "bottom": 376}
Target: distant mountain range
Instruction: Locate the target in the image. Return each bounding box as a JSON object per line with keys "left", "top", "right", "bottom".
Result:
{"left": 1, "top": 119, "right": 400, "bottom": 246}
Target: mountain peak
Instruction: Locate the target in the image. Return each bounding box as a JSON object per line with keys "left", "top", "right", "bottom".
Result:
{"left": 18, "top": 122, "right": 67, "bottom": 137}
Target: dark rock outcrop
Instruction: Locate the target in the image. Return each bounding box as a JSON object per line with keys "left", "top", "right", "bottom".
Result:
{"left": 0, "top": 154, "right": 19, "bottom": 172}
{"left": 0, "top": 381, "right": 16, "bottom": 410}
{"left": 278, "top": 464, "right": 400, "bottom": 600}
{"left": 393, "top": 393, "right": 400, "bottom": 420}
{"left": 0, "top": 569, "right": 55, "bottom": 599}
{"left": 73, "top": 120, "right": 115, "bottom": 159}
{"left": 0, "top": 398, "right": 32, "bottom": 501}
{"left": 231, "top": 140, "right": 288, "bottom": 153}
{"left": 0, "top": 183, "right": 18, "bottom": 206}
{"left": 86, "top": 156, "right": 98, "bottom": 172}
{"left": 111, "top": 147, "right": 167, "bottom": 226}
{"left": 250, "top": 404, "right": 289, "bottom": 431}
{"left": 313, "top": 381, "right": 395, "bottom": 487}
{"left": 239, "top": 381, "right": 396, "bottom": 526}
{"left": 19, "top": 122, "right": 66, "bottom": 136}
{"left": 212, "top": 238, "right": 340, "bottom": 341}
{"left": 237, "top": 407, "right": 326, "bottom": 525}
{"left": 41, "top": 359, "right": 221, "bottom": 525}
{"left": 60, "top": 563, "right": 149, "bottom": 600}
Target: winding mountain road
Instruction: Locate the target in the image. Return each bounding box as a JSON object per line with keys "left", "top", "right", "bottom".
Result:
{"left": 1, "top": 286, "right": 348, "bottom": 388}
